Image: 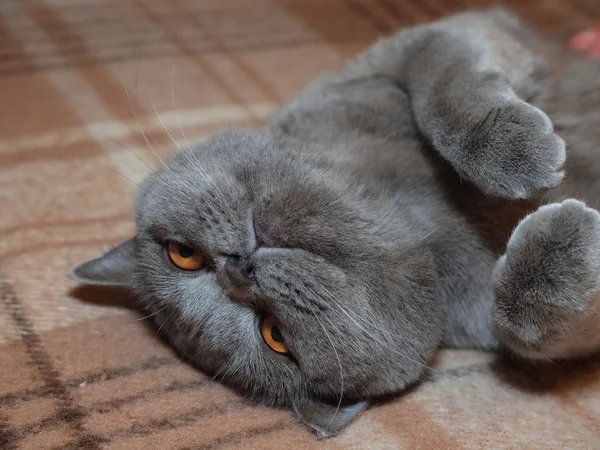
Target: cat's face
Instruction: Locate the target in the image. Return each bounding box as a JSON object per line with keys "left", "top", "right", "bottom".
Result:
{"left": 71, "top": 129, "right": 443, "bottom": 437}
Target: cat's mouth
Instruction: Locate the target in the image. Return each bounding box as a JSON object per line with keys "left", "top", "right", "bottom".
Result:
{"left": 216, "top": 246, "right": 299, "bottom": 306}
{"left": 224, "top": 284, "right": 256, "bottom": 306}
{"left": 215, "top": 255, "right": 261, "bottom": 307}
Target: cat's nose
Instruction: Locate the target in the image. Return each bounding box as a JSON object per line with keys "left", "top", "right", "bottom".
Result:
{"left": 225, "top": 255, "right": 254, "bottom": 283}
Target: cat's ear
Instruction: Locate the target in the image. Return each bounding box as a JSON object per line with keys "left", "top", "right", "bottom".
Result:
{"left": 293, "top": 399, "right": 368, "bottom": 438}
{"left": 68, "top": 237, "right": 137, "bottom": 287}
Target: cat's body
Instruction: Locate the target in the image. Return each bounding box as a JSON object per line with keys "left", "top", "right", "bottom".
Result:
{"left": 274, "top": 9, "right": 600, "bottom": 356}
{"left": 71, "top": 9, "right": 600, "bottom": 437}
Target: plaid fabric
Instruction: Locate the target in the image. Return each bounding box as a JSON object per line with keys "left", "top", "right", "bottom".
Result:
{"left": 1, "top": 0, "right": 600, "bottom": 448}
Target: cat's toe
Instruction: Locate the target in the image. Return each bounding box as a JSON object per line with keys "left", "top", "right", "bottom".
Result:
{"left": 497, "top": 199, "right": 600, "bottom": 310}
{"left": 465, "top": 100, "right": 566, "bottom": 199}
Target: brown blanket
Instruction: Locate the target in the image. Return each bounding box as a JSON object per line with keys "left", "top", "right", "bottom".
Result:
{"left": 2, "top": 0, "right": 600, "bottom": 448}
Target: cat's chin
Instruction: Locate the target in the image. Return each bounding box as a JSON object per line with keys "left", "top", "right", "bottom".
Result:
{"left": 293, "top": 399, "right": 369, "bottom": 438}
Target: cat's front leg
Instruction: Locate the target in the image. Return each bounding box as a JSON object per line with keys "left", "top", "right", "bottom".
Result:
{"left": 411, "top": 72, "right": 566, "bottom": 200}
{"left": 396, "top": 12, "right": 566, "bottom": 200}
{"left": 493, "top": 200, "right": 600, "bottom": 359}
{"left": 342, "top": 9, "right": 566, "bottom": 199}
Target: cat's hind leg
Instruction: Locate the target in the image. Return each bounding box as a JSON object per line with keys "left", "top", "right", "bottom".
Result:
{"left": 493, "top": 199, "right": 600, "bottom": 360}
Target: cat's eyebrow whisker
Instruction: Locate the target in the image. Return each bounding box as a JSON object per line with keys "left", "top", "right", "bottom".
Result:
{"left": 312, "top": 311, "right": 344, "bottom": 428}
{"left": 101, "top": 123, "right": 197, "bottom": 204}
{"left": 103, "top": 164, "right": 198, "bottom": 205}
{"left": 191, "top": 156, "right": 228, "bottom": 201}
{"left": 145, "top": 89, "right": 182, "bottom": 153}
{"left": 103, "top": 164, "right": 147, "bottom": 174}
{"left": 113, "top": 55, "right": 173, "bottom": 177}
{"left": 174, "top": 145, "right": 228, "bottom": 203}
{"left": 88, "top": 130, "right": 157, "bottom": 176}
{"left": 137, "top": 80, "right": 225, "bottom": 203}
{"left": 107, "top": 168, "right": 152, "bottom": 194}
{"left": 92, "top": 132, "right": 193, "bottom": 202}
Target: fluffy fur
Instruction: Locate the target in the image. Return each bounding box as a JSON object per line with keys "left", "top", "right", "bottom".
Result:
{"left": 70, "top": 8, "right": 600, "bottom": 437}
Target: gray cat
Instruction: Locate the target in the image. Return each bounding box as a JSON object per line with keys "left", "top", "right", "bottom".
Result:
{"left": 69, "top": 8, "right": 600, "bottom": 438}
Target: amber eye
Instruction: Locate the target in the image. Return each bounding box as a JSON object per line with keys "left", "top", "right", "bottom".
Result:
{"left": 260, "top": 315, "right": 289, "bottom": 354}
{"left": 167, "top": 241, "right": 205, "bottom": 271}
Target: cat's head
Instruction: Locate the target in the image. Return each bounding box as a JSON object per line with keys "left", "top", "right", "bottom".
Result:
{"left": 70, "top": 129, "right": 443, "bottom": 437}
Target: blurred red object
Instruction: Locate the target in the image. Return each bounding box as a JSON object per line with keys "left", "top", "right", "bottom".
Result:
{"left": 569, "top": 26, "right": 600, "bottom": 58}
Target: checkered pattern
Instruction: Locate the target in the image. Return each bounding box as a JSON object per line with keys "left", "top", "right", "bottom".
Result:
{"left": 1, "top": 0, "right": 600, "bottom": 448}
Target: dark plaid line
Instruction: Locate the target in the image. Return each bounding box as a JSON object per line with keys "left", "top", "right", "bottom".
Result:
{"left": 0, "top": 37, "right": 324, "bottom": 77}
{"left": 0, "top": 0, "right": 411, "bottom": 25}
{"left": 438, "top": 0, "right": 465, "bottom": 10}
{"left": 90, "top": 379, "right": 206, "bottom": 414}
{"left": 106, "top": 401, "right": 243, "bottom": 440}
{"left": 2, "top": 359, "right": 494, "bottom": 445}
{"left": 0, "top": 413, "right": 19, "bottom": 450}
{"left": 377, "top": 0, "right": 408, "bottom": 24}
{"left": 0, "top": 23, "right": 313, "bottom": 62}
{"left": 193, "top": 420, "right": 293, "bottom": 450}
{"left": 1, "top": 346, "right": 494, "bottom": 443}
{"left": 0, "top": 277, "right": 104, "bottom": 448}
{"left": 376, "top": 0, "right": 421, "bottom": 25}
{"left": 426, "top": 0, "right": 457, "bottom": 16}
{"left": 0, "top": 4, "right": 275, "bottom": 24}
{"left": 1, "top": 237, "right": 136, "bottom": 264}
{"left": 8, "top": 378, "right": 208, "bottom": 440}
{"left": 18, "top": 14, "right": 290, "bottom": 45}
{"left": 0, "top": 349, "right": 490, "bottom": 411}
{"left": 0, "top": 355, "right": 178, "bottom": 408}
{"left": 581, "top": 0, "right": 600, "bottom": 12}
{"left": 64, "top": 356, "right": 179, "bottom": 390}
{"left": 343, "top": 0, "right": 393, "bottom": 34}
{"left": 410, "top": 0, "right": 445, "bottom": 19}
{"left": 570, "top": 0, "right": 600, "bottom": 17}
{"left": 379, "top": 0, "right": 415, "bottom": 25}
{"left": 134, "top": 0, "right": 263, "bottom": 126}
{"left": 7, "top": 407, "right": 80, "bottom": 444}
{"left": 0, "top": 213, "right": 132, "bottom": 238}
{"left": 173, "top": 0, "right": 283, "bottom": 104}
{"left": 1, "top": 8, "right": 316, "bottom": 58}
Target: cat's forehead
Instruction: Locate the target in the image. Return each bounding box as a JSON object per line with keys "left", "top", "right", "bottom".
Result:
{"left": 133, "top": 130, "right": 309, "bottom": 228}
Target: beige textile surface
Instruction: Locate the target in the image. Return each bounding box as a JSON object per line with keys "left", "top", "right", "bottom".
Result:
{"left": 1, "top": 0, "right": 600, "bottom": 448}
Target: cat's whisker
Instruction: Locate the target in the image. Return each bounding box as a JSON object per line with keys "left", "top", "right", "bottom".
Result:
{"left": 89, "top": 130, "right": 194, "bottom": 205}
{"left": 190, "top": 156, "right": 228, "bottom": 201}
{"left": 311, "top": 311, "right": 344, "bottom": 427}
{"left": 103, "top": 165, "right": 198, "bottom": 206}
{"left": 317, "top": 285, "right": 433, "bottom": 371}
{"left": 112, "top": 55, "right": 173, "bottom": 176}
{"left": 171, "top": 65, "right": 190, "bottom": 148}
{"left": 153, "top": 307, "right": 177, "bottom": 341}
{"left": 104, "top": 164, "right": 147, "bottom": 174}
{"left": 88, "top": 130, "right": 157, "bottom": 177}
{"left": 213, "top": 357, "right": 237, "bottom": 388}
{"left": 183, "top": 352, "right": 236, "bottom": 401}
{"left": 145, "top": 89, "right": 182, "bottom": 152}
{"left": 107, "top": 168, "right": 151, "bottom": 194}
{"left": 170, "top": 142, "right": 228, "bottom": 203}
{"left": 135, "top": 79, "right": 225, "bottom": 203}
{"left": 128, "top": 305, "right": 169, "bottom": 323}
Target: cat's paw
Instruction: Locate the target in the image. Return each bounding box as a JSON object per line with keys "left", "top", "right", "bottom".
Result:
{"left": 462, "top": 99, "right": 566, "bottom": 200}
{"left": 493, "top": 200, "right": 600, "bottom": 358}
{"left": 498, "top": 199, "right": 600, "bottom": 306}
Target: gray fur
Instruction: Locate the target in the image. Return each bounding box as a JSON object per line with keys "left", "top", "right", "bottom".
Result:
{"left": 69, "top": 8, "right": 600, "bottom": 437}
